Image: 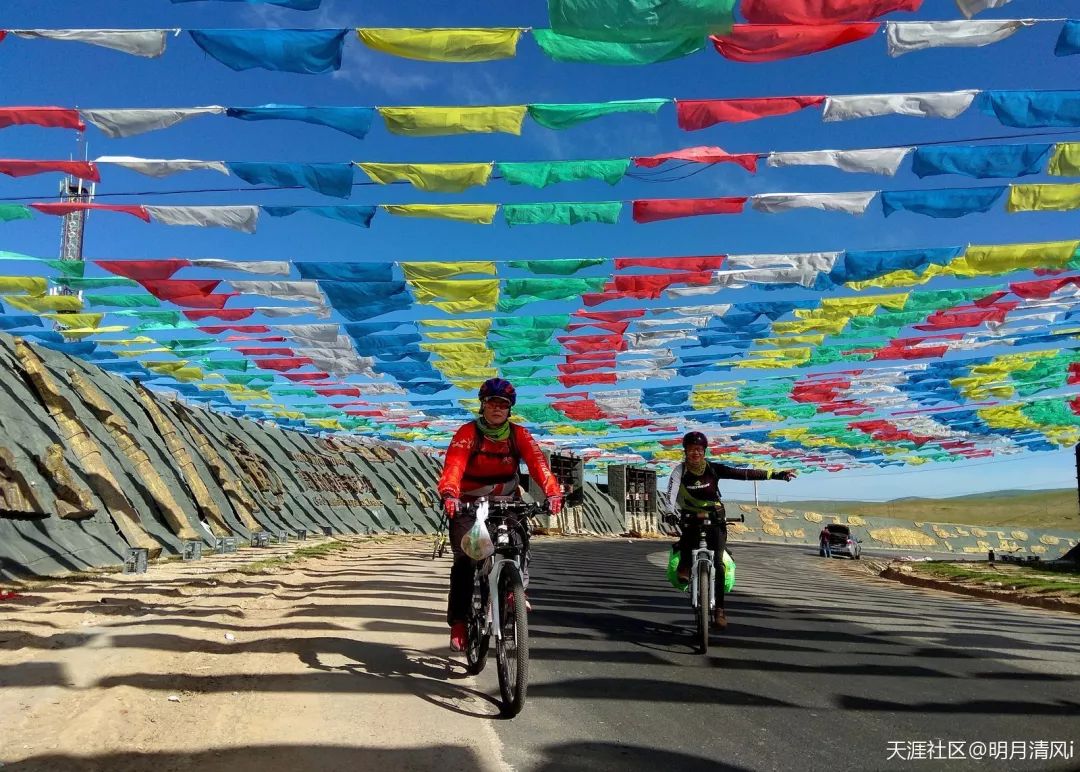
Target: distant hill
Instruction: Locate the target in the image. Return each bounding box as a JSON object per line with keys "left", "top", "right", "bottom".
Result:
{"left": 731, "top": 488, "right": 1080, "bottom": 531}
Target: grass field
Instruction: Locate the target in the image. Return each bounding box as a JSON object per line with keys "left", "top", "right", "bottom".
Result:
{"left": 734, "top": 488, "right": 1080, "bottom": 532}
{"left": 912, "top": 562, "right": 1080, "bottom": 596}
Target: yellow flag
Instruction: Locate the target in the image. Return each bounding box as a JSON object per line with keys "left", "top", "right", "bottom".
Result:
{"left": 42, "top": 313, "right": 105, "bottom": 330}
{"left": 1007, "top": 183, "right": 1080, "bottom": 213}
{"left": 402, "top": 261, "right": 497, "bottom": 280}
{"left": 978, "top": 404, "right": 1036, "bottom": 430}
{"left": 59, "top": 325, "right": 127, "bottom": 340}
{"left": 773, "top": 318, "right": 847, "bottom": 335}
{"left": 98, "top": 336, "right": 156, "bottom": 347}
{"left": 310, "top": 419, "right": 343, "bottom": 430}
{"left": 117, "top": 347, "right": 169, "bottom": 357}
{"left": 419, "top": 318, "right": 492, "bottom": 336}
{"left": 755, "top": 334, "right": 826, "bottom": 348}
{"left": 3, "top": 294, "right": 82, "bottom": 313}
{"left": 357, "top": 28, "right": 522, "bottom": 62}
{"left": 378, "top": 106, "right": 527, "bottom": 137}
{"left": 962, "top": 239, "right": 1079, "bottom": 274}
{"left": 691, "top": 386, "right": 740, "bottom": 410}
{"left": 734, "top": 407, "right": 785, "bottom": 422}
{"left": 0, "top": 276, "right": 46, "bottom": 295}
{"left": 846, "top": 263, "right": 950, "bottom": 290}
{"left": 383, "top": 204, "right": 498, "bottom": 224}
{"left": 410, "top": 278, "right": 499, "bottom": 312}
{"left": 734, "top": 348, "right": 812, "bottom": 368}
{"left": 423, "top": 330, "right": 487, "bottom": 341}
{"left": 1048, "top": 143, "right": 1080, "bottom": 177}
{"left": 357, "top": 162, "right": 493, "bottom": 193}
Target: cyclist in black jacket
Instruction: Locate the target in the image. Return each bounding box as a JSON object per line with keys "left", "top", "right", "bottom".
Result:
{"left": 665, "top": 431, "right": 797, "bottom": 628}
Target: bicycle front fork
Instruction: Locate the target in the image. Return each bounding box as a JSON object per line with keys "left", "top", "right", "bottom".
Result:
{"left": 689, "top": 554, "right": 716, "bottom": 611}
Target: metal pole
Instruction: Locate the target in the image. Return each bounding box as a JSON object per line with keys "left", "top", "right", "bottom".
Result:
{"left": 1075, "top": 444, "right": 1080, "bottom": 518}
{"left": 754, "top": 480, "right": 759, "bottom": 506}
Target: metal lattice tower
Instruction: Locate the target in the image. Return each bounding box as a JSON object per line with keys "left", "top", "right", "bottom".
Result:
{"left": 53, "top": 178, "right": 92, "bottom": 297}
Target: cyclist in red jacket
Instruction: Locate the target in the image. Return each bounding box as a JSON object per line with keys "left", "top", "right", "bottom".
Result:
{"left": 438, "top": 378, "right": 562, "bottom": 652}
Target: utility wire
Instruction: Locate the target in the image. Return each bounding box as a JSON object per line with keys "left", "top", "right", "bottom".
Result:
{"left": 4, "top": 127, "right": 1080, "bottom": 202}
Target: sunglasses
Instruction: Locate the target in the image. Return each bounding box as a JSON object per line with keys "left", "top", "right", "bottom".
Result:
{"left": 484, "top": 399, "right": 512, "bottom": 409}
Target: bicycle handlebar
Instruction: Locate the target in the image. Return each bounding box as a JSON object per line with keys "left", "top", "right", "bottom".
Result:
{"left": 459, "top": 499, "right": 549, "bottom": 518}
{"left": 666, "top": 507, "right": 746, "bottom": 525}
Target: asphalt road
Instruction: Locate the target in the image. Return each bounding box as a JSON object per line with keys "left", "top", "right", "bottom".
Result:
{"left": 481, "top": 539, "right": 1080, "bottom": 772}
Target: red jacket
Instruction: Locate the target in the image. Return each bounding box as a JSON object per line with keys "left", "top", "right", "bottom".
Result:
{"left": 438, "top": 421, "right": 560, "bottom": 501}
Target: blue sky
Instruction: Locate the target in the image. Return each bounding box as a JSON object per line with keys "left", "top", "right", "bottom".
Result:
{"left": 2, "top": 0, "right": 1080, "bottom": 501}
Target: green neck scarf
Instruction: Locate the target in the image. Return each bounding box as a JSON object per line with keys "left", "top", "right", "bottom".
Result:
{"left": 686, "top": 456, "right": 708, "bottom": 476}
{"left": 476, "top": 416, "right": 511, "bottom": 442}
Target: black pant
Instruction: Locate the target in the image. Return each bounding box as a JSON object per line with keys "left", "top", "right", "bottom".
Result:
{"left": 447, "top": 513, "right": 530, "bottom": 625}
{"left": 679, "top": 521, "right": 728, "bottom": 609}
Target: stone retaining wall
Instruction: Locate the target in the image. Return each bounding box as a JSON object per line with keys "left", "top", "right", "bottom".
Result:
{"left": 0, "top": 334, "right": 623, "bottom": 579}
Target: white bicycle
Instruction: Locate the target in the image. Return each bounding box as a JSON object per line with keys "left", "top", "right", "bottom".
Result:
{"left": 461, "top": 498, "right": 547, "bottom": 717}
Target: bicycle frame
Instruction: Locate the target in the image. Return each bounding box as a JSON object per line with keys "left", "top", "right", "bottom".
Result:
{"left": 467, "top": 499, "right": 538, "bottom": 641}
{"left": 689, "top": 532, "right": 716, "bottom": 613}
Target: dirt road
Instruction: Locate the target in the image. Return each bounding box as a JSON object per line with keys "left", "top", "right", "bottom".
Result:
{"left": 0, "top": 537, "right": 507, "bottom": 771}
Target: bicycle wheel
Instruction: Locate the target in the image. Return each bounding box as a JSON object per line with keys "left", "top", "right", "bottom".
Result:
{"left": 696, "top": 567, "right": 710, "bottom": 654}
{"left": 496, "top": 566, "right": 529, "bottom": 717}
{"left": 465, "top": 571, "right": 490, "bottom": 675}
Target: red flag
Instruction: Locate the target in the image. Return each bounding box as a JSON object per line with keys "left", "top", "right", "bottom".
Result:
{"left": 676, "top": 96, "right": 825, "bottom": 130}
{"left": 139, "top": 280, "right": 237, "bottom": 309}
{"left": 572, "top": 309, "right": 646, "bottom": 322}
{"left": 614, "top": 256, "right": 726, "bottom": 271}
{"left": 633, "top": 197, "right": 746, "bottom": 223}
{"left": 710, "top": 23, "right": 880, "bottom": 62}
{"left": 140, "top": 279, "right": 219, "bottom": 299}
{"left": 1009, "top": 275, "right": 1080, "bottom": 299}
{"left": 31, "top": 201, "right": 150, "bottom": 221}
{"left": 791, "top": 377, "right": 850, "bottom": 404}
{"left": 0, "top": 107, "right": 85, "bottom": 131}
{"left": 552, "top": 399, "right": 606, "bottom": 420}
{"left": 0, "top": 160, "right": 98, "bottom": 181}
{"left": 740, "top": 0, "right": 921, "bottom": 24}
{"left": 236, "top": 347, "right": 295, "bottom": 357}
{"left": 184, "top": 308, "right": 254, "bottom": 322}
{"left": 255, "top": 357, "right": 315, "bottom": 372}
{"left": 915, "top": 303, "right": 1017, "bottom": 331}
{"left": 316, "top": 387, "right": 361, "bottom": 397}
{"left": 96, "top": 259, "right": 191, "bottom": 281}
{"left": 200, "top": 325, "right": 272, "bottom": 334}
{"left": 282, "top": 371, "right": 330, "bottom": 381}
{"left": 633, "top": 146, "right": 758, "bottom": 172}
{"left": 566, "top": 321, "right": 629, "bottom": 335}
{"left": 559, "top": 372, "right": 617, "bottom": 387}
{"left": 558, "top": 357, "right": 616, "bottom": 374}
{"left": 609, "top": 271, "right": 715, "bottom": 299}
{"left": 556, "top": 333, "right": 627, "bottom": 354}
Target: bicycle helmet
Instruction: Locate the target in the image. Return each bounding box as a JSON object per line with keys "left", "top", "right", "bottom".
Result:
{"left": 478, "top": 377, "right": 517, "bottom": 406}
{"left": 682, "top": 431, "right": 708, "bottom": 448}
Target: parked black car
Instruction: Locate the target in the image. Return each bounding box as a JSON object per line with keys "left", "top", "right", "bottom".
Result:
{"left": 820, "top": 524, "right": 862, "bottom": 559}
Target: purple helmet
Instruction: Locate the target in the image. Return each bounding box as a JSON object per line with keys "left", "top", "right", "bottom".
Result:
{"left": 478, "top": 378, "right": 517, "bottom": 406}
{"left": 682, "top": 431, "right": 708, "bottom": 449}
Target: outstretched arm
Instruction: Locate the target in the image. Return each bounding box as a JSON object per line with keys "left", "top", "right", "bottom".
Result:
{"left": 437, "top": 423, "right": 475, "bottom": 500}
{"left": 711, "top": 463, "right": 797, "bottom": 482}
{"left": 515, "top": 425, "right": 560, "bottom": 499}
{"left": 665, "top": 463, "right": 683, "bottom": 512}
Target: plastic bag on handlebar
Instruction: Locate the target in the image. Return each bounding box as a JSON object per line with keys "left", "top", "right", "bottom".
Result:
{"left": 460, "top": 500, "right": 495, "bottom": 561}
{"left": 666, "top": 545, "right": 736, "bottom": 593}
{"left": 723, "top": 550, "right": 735, "bottom": 593}
{"left": 666, "top": 545, "right": 688, "bottom": 592}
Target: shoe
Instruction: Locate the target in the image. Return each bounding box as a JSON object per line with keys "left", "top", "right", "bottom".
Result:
{"left": 450, "top": 622, "right": 467, "bottom": 652}
{"left": 506, "top": 592, "right": 532, "bottom": 613}
{"left": 712, "top": 608, "right": 728, "bottom": 629}
{"left": 676, "top": 566, "right": 690, "bottom": 582}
